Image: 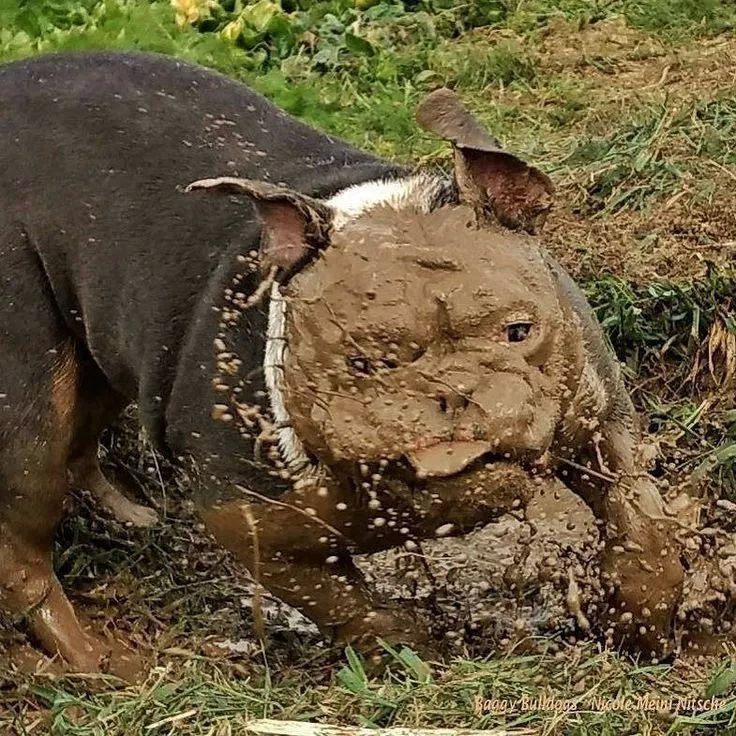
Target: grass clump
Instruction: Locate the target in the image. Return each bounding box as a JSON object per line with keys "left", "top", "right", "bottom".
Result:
{"left": 5, "top": 644, "right": 736, "bottom": 734}
{"left": 562, "top": 103, "right": 685, "bottom": 215}
{"left": 586, "top": 268, "right": 736, "bottom": 389}
{"left": 584, "top": 267, "right": 736, "bottom": 498}
{"left": 543, "top": 95, "right": 736, "bottom": 215}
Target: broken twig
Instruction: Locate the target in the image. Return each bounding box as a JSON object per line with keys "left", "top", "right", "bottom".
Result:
{"left": 245, "top": 719, "right": 536, "bottom": 736}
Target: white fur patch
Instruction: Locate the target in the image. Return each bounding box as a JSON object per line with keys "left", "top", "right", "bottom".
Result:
{"left": 264, "top": 174, "right": 445, "bottom": 474}
{"left": 327, "top": 172, "right": 446, "bottom": 230}
{"left": 264, "top": 281, "right": 311, "bottom": 473}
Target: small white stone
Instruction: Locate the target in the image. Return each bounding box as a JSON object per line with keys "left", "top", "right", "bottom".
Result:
{"left": 435, "top": 523, "right": 455, "bottom": 538}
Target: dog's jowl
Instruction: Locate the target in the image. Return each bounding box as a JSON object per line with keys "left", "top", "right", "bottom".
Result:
{"left": 0, "top": 52, "right": 683, "bottom": 670}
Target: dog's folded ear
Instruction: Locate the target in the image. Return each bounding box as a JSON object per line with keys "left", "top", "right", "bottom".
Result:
{"left": 186, "top": 177, "right": 333, "bottom": 279}
{"left": 416, "top": 88, "right": 554, "bottom": 234}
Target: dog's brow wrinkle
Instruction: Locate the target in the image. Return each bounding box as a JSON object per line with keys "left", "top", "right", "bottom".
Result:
{"left": 413, "top": 257, "right": 462, "bottom": 272}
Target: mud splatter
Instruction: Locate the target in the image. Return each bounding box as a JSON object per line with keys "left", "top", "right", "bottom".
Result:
{"left": 359, "top": 477, "right": 602, "bottom": 651}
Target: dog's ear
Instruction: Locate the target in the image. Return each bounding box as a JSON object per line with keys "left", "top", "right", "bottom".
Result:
{"left": 186, "top": 177, "right": 333, "bottom": 278}
{"left": 416, "top": 88, "right": 554, "bottom": 234}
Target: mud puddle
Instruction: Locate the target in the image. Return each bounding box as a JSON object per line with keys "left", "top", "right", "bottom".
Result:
{"left": 4, "top": 474, "right": 736, "bottom": 672}
{"left": 362, "top": 476, "right": 736, "bottom": 660}
{"left": 360, "top": 478, "right": 601, "bottom": 653}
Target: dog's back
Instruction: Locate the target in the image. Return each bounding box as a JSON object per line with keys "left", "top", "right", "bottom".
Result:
{"left": 0, "top": 51, "right": 410, "bottom": 670}
{"left": 0, "top": 51, "right": 404, "bottom": 436}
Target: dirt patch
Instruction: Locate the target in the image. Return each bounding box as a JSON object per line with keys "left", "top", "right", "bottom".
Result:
{"left": 536, "top": 17, "right": 736, "bottom": 110}
{"left": 363, "top": 475, "right": 736, "bottom": 661}
{"left": 470, "top": 18, "right": 736, "bottom": 124}
{"left": 537, "top": 16, "right": 667, "bottom": 73}
{"left": 545, "top": 187, "right": 736, "bottom": 282}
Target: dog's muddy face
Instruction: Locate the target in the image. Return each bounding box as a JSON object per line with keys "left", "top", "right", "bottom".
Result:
{"left": 187, "top": 87, "right": 573, "bottom": 504}
{"left": 281, "top": 204, "right": 581, "bottom": 481}
{"left": 188, "top": 88, "right": 575, "bottom": 501}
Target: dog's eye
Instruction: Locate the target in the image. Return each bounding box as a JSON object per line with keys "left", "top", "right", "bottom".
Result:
{"left": 506, "top": 322, "right": 533, "bottom": 343}
{"left": 347, "top": 356, "right": 374, "bottom": 375}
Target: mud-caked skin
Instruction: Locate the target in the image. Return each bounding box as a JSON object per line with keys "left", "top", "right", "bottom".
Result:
{"left": 0, "top": 52, "right": 683, "bottom": 670}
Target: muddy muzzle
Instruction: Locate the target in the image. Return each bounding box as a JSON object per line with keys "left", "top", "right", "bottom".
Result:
{"left": 407, "top": 435, "right": 554, "bottom": 478}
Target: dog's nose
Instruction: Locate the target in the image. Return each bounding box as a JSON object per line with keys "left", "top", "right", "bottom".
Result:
{"left": 436, "top": 381, "right": 473, "bottom": 416}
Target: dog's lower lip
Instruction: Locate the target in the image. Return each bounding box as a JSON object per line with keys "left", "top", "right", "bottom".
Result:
{"left": 406, "top": 441, "right": 494, "bottom": 478}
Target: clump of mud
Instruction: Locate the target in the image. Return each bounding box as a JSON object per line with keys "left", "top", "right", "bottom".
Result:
{"left": 668, "top": 492, "right": 736, "bottom": 655}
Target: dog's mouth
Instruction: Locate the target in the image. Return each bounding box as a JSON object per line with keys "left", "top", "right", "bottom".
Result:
{"left": 406, "top": 441, "right": 502, "bottom": 479}
{"left": 405, "top": 440, "right": 553, "bottom": 479}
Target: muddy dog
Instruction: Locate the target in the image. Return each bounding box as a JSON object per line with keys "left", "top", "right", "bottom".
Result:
{"left": 0, "top": 51, "right": 684, "bottom": 670}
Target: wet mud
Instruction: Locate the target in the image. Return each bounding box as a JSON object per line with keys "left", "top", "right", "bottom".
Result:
{"left": 4, "top": 469, "right": 736, "bottom": 674}
{"left": 360, "top": 477, "right": 602, "bottom": 652}
{"left": 188, "top": 475, "right": 721, "bottom": 662}
{"left": 282, "top": 204, "right": 573, "bottom": 471}
{"left": 362, "top": 478, "right": 736, "bottom": 659}
{"left": 0, "top": 605, "right": 148, "bottom": 682}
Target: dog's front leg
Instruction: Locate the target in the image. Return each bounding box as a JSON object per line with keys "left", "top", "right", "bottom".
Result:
{"left": 560, "top": 427, "right": 684, "bottom": 656}
{"left": 198, "top": 481, "right": 435, "bottom": 656}
{"left": 599, "top": 475, "right": 684, "bottom": 653}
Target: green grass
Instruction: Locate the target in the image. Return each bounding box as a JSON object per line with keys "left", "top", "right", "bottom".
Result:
{"left": 0, "top": 0, "right": 241, "bottom": 70}
{"left": 586, "top": 269, "right": 736, "bottom": 386}
{"left": 585, "top": 269, "right": 736, "bottom": 498}
{"left": 6, "top": 645, "right": 736, "bottom": 734}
